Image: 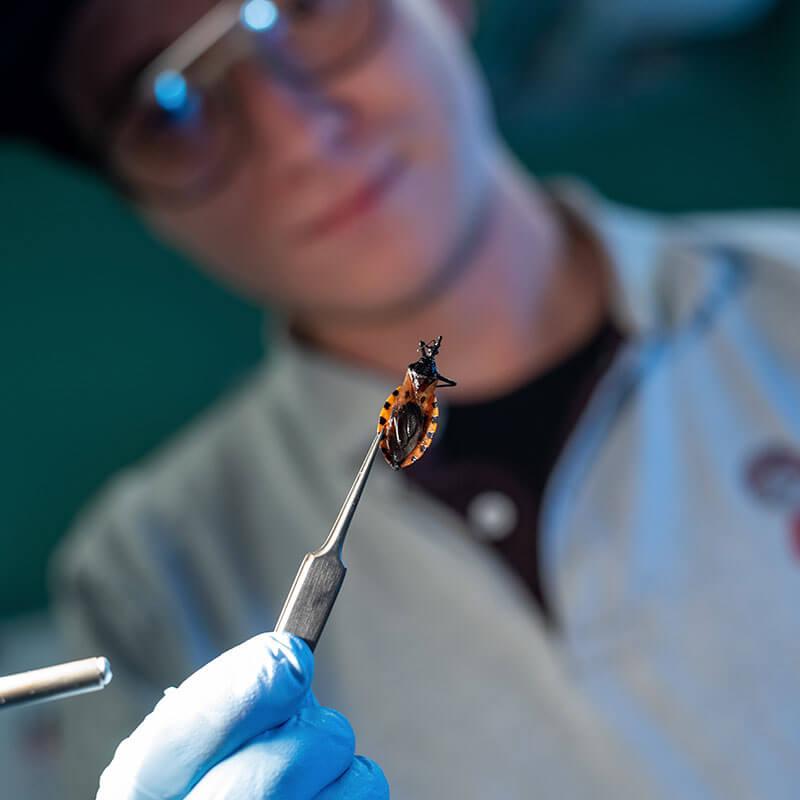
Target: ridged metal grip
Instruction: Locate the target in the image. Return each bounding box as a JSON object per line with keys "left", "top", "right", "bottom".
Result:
{"left": 274, "top": 552, "right": 347, "bottom": 651}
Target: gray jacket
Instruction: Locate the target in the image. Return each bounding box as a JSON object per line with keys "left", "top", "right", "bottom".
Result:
{"left": 53, "top": 185, "right": 800, "bottom": 799}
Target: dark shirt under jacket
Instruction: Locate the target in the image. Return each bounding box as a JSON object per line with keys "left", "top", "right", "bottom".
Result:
{"left": 403, "top": 320, "right": 623, "bottom": 623}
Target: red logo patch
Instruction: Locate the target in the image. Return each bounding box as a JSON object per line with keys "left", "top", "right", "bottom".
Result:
{"left": 745, "top": 445, "right": 800, "bottom": 558}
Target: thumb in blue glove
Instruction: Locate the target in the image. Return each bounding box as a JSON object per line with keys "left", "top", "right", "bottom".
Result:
{"left": 96, "top": 632, "right": 389, "bottom": 799}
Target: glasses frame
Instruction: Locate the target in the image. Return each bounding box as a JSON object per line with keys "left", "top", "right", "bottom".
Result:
{"left": 97, "top": 0, "right": 392, "bottom": 207}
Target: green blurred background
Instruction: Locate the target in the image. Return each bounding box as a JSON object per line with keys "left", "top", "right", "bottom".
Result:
{"left": 2, "top": 0, "right": 800, "bottom": 617}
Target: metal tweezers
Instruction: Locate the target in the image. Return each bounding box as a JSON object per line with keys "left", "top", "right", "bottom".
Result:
{"left": 1, "top": 434, "right": 380, "bottom": 709}
{"left": 275, "top": 432, "right": 381, "bottom": 651}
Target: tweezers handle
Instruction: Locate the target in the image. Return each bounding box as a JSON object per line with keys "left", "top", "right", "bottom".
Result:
{"left": 274, "top": 552, "right": 346, "bottom": 652}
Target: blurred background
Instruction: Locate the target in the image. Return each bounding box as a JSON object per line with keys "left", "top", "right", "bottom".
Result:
{"left": 1, "top": 0, "right": 799, "bottom": 794}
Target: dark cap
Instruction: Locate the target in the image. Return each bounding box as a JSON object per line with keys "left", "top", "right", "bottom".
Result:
{"left": 0, "top": 1, "right": 99, "bottom": 166}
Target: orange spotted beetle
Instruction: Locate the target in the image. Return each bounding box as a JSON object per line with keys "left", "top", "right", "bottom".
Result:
{"left": 377, "top": 336, "right": 457, "bottom": 470}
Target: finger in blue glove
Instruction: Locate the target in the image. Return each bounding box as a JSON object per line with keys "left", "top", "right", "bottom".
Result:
{"left": 183, "top": 705, "right": 357, "bottom": 798}
{"left": 97, "top": 632, "right": 313, "bottom": 799}
{"left": 313, "top": 755, "right": 390, "bottom": 799}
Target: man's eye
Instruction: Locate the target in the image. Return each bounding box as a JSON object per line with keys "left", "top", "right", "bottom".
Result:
{"left": 287, "top": 0, "right": 325, "bottom": 19}
{"left": 119, "top": 93, "right": 206, "bottom": 149}
{"left": 152, "top": 71, "right": 202, "bottom": 117}
{"left": 146, "top": 98, "right": 203, "bottom": 132}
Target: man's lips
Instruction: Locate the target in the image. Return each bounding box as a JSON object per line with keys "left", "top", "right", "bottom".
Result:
{"left": 295, "top": 157, "right": 405, "bottom": 241}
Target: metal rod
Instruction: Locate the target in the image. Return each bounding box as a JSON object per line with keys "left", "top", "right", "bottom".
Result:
{"left": 0, "top": 657, "right": 113, "bottom": 710}
{"left": 143, "top": 1, "right": 241, "bottom": 84}
{"left": 275, "top": 433, "right": 382, "bottom": 650}
{"left": 318, "top": 433, "right": 382, "bottom": 558}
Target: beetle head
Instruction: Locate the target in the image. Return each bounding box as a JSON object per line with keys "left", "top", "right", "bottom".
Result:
{"left": 408, "top": 336, "right": 443, "bottom": 385}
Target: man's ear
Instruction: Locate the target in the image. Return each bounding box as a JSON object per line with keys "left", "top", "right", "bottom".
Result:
{"left": 437, "top": 0, "right": 476, "bottom": 34}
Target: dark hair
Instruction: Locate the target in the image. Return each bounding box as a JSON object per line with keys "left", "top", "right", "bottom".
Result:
{"left": 0, "top": 1, "right": 99, "bottom": 167}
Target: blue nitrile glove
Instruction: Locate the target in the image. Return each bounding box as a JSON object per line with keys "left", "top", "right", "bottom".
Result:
{"left": 96, "top": 632, "right": 389, "bottom": 799}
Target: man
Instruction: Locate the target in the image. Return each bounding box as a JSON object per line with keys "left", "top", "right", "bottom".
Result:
{"left": 3, "top": 0, "right": 800, "bottom": 797}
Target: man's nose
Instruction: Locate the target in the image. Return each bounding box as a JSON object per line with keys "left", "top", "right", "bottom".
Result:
{"left": 228, "top": 60, "right": 355, "bottom": 176}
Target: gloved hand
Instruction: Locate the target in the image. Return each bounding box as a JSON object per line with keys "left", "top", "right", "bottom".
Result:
{"left": 96, "top": 632, "right": 389, "bottom": 799}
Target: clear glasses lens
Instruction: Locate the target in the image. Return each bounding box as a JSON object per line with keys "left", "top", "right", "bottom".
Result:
{"left": 268, "top": 0, "right": 384, "bottom": 74}
{"left": 109, "top": 82, "right": 243, "bottom": 200}
{"left": 107, "top": 0, "right": 383, "bottom": 203}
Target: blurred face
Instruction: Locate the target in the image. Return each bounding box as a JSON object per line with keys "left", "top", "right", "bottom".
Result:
{"left": 58, "top": 0, "right": 497, "bottom": 321}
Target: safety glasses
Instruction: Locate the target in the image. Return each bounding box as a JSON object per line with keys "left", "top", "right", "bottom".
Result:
{"left": 101, "top": 0, "right": 389, "bottom": 205}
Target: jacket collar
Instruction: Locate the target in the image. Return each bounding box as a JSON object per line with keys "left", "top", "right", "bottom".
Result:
{"left": 550, "top": 179, "right": 740, "bottom": 338}
{"left": 264, "top": 320, "right": 397, "bottom": 473}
